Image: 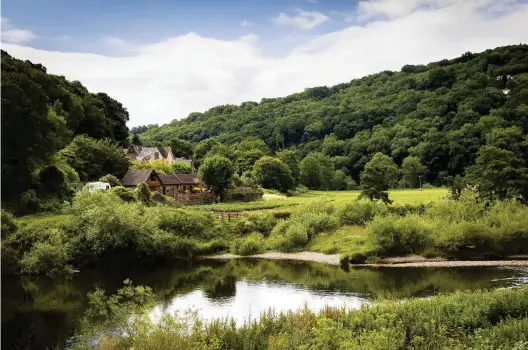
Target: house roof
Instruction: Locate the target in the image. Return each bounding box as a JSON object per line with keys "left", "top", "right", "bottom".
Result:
{"left": 125, "top": 145, "right": 173, "bottom": 161}
{"left": 158, "top": 174, "right": 181, "bottom": 185}
{"left": 121, "top": 169, "right": 157, "bottom": 186}
{"left": 175, "top": 173, "right": 201, "bottom": 185}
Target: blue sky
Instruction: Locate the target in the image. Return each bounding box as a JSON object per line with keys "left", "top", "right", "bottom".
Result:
{"left": 2, "top": 0, "right": 360, "bottom": 55}
{"left": 2, "top": 0, "right": 528, "bottom": 126}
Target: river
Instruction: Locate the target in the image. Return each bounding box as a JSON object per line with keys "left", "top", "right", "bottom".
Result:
{"left": 2, "top": 259, "right": 528, "bottom": 349}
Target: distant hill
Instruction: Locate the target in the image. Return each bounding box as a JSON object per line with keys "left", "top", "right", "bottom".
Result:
{"left": 138, "top": 44, "right": 528, "bottom": 184}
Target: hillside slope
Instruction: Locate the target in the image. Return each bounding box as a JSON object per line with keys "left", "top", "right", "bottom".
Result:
{"left": 139, "top": 45, "right": 528, "bottom": 184}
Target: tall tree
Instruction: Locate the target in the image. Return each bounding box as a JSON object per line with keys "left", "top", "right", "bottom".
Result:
{"left": 252, "top": 156, "right": 294, "bottom": 193}
{"left": 198, "top": 155, "right": 234, "bottom": 198}
{"left": 401, "top": 156, "right": 426, "bottom": 188}
{"left": 359, "top": 153, "right": 399, "bottom": 204}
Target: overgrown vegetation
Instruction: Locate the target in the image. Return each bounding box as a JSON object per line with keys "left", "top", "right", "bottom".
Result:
{"left": 69, "top": 282, "right": 528, "bottom": 350}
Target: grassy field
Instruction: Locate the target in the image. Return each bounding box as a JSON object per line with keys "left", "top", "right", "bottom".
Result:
{"left": 198, "top": 188, "right": 448, "bottom": 212}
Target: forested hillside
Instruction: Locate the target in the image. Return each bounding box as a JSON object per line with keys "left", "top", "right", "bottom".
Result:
{"left": 1, "top": 51, "right": 130, "bottom": 211}
{"left": 138, "top": 45, "right": 528, "bottom": 188}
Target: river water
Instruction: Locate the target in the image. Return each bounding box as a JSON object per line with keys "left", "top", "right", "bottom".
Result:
{"left": 3, "top": 259, "right": 528, "bottom": 349}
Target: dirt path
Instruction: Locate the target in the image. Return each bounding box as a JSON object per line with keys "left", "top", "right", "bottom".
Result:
{"left": 201, "top": 252, "right": 528, "bottom": 268}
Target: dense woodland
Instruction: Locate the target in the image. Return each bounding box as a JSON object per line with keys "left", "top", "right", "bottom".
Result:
{"left": 2, "top": 45, "right": 528, "bottom": 214}
{"left": 1, "top": 51, "right": 130, "bottom": 212}
{"left": 136, "top": 44, "right": 528, "bottom": 199}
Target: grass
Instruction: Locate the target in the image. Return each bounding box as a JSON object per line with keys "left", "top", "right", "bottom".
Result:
{"left": 72, "top": 285, "right": 528, "bottom": 350}
{"left": 197, "top": 188, "right": 448, "bottom": 213}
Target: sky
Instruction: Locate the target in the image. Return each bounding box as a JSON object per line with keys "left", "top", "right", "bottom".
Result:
{"left": 2, "top": 0, "right": 528, "bottom": 126}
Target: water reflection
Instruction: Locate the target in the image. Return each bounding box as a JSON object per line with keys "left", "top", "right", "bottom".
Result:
{"left": 2, "top": 259, "right": 528, "bottom": 349}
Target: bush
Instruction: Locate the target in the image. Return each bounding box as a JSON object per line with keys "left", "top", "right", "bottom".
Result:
{"left": 135, "top": 182, "right": 151, "bottom": 205}
{"left": 20, "top": 240, "right": 71, "bottom": 275}
{"left": 339, "top": 200, "right": 387, "bottom": 226}
{"left": 111, "top": 186, "right": 137, "bottom": 202}
{"left": 19, "top": 190, "right": 41, "bottom": 214}
{"left": 485, "top": 200, "right": 528, "bottom": 255}
{"left": 387, "top": 203, "right": 430, "bottom": 217}
{"left": 269, "top": 222, "right": 308, "bottom": 252}
{"left": 99, "top": 174, "right": 121, "bottom": 187}
{"left": 151, "top": 191, "right": 179, "bottom": 206}
{"left": 272, "top": 211, "right": 292, "bottom": 220}
{"left": 232, "top": 232, "right": 264, "bottom": 255}
{"left": 1, "top": 210, "right": 17, "bottom": 238}
{"left": 302, "top": 213, "right": 339, "bottom": 240}
{"left": 157, "top": 209, "right": 215, "bottom": 238}
{"left": 434, "top": 221, "right": 497, "bottom": 258}
{"left": 235, "top": 213, "right": 277, "bottom": 237}
{"left": 368, "top": 215, "right": 433, "bottom": 256}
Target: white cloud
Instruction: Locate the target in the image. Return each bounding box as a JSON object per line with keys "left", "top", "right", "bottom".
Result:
{"left": 240, "top": 19, "right": 254, "bottom": 27}
{"left": 357, "top": 0, "right": 465, "bottom": 20}
{"left": 2, "top": 0, "right": 528, "bottom": 127}
{"left": 272, "top": 9, "right": 330, "bottom": 30}
{"left": 1, "top": 17, "right": 36, "bottom": 44}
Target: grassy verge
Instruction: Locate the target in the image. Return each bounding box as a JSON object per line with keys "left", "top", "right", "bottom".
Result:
{"left": 72, "top": 284, "right": 528, "bottom": 350}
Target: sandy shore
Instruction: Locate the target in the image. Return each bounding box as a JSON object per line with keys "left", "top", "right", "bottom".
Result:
{"left": 201, "top": 252, "right": 528, "bottom": 268}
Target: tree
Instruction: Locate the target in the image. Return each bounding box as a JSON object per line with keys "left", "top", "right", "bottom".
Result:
{"left": 465, "top": 146, "right": 528, "bottom": 202}
{"left": 132, "top": 133, "right": 141, "bottom": 145}
{"left": 57, "top": 135, "right": 130, "bottom": 181}
{"left": 172, "top": 162, "right": 193, "bottom": 174}
{"left": 99, "top": 174, "right": 121, "bottom": 187}
{"left": 37, "top": 165, "right": 72, "bottom": 200}
{"left": 198, "top": 155, "right": 234, "bottom": 198}
{"left": 401, "top": 156, "right": 426, "bottom": 188}
{"left": 277, "top": 149, "right": 300, "bottom": 185}
{"left": 193, "top": 139, "right": 220, "bottom": 167}
{"left": 359, "top": 153, "right": 399, "bottom": 204}
{"left": 252, "top": 156, "right": 294, "bottom": 193}
{"left": 330, "top": 170, "right": 353, "bottom": 191}
{"left": 300, "top": 152, "right": 333, "bottom": 190}
{"left": 131, "top": 159, "right": 172, "bottom": 175}
{"left": 167, "top": 138, "right": 193, "bottom": 158}
{"left": 135, "top": 182, "right": 151, "bottom": 205}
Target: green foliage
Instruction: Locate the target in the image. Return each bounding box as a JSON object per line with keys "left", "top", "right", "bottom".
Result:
{"left": 401, "top": 156, "right": 426, "bottom": 188}
{"left": 360, "top": 153, "right": 399, "bottom": 204}
{"left": 20, "top": 240, "right": 71, "bottom": 276}
{"left": 110, "top": 186, "right": 136, "bottom": 202}
{"left": 98, "top": 174, "right": 121, "bottom": 187}
{"left": 71, "top": 285, "right": 528, "bottom": 350}
{"left": 58, "top": 135, "right": 129, "bottom": 181}
{"left": 339, "top": 200, "right": 387, "bottom": 226}
{"left": 131, "top": 159, "right": 172, "bottom": 174}
{"left": 1, "top": 51, "right": 128, "bottom": 207}
{"left": 1, "top": 210, "right": 17, "bottom": 238}
{"left": 172, "top": 161, "right": 193, "bottom": 174}
{"left": 166, "top": 138, "right": 193, "bottom": 158}
{"left": 299, "top": 152, "right": 334, "bottom": 189}
{"left": 252, "top": 156, "right": 294, "bottom": 193}
{"left": 235, "top": 213, "right": 277, "bottom": 237}
{"left": 135, "top": 182, "right": 151, "bottom": 205}
{"left": 232, "top": 232, "right": 265, "bottom": 255}
{"left": 368, "top": 215, "right": 433, "bottom": 256}
{"left": 276, "top": 149, "right": 300, "bottom": 185}
{"left": 465, "top": 145, "right": 528, "bottom": 202}
{"left": 198, "top": 155, "right": 234, "bottom": 197}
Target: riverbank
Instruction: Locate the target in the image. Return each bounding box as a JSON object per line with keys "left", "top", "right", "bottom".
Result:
{"left": 202, "top": 252, "right": 528, "bottom": 267}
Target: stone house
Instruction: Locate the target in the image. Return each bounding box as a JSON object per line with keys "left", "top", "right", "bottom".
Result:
{"left": 121, "top": 169, "right": 163, "bottom": 192}
{"left": 125, "top": 145, "right": 175, "bottom": 163}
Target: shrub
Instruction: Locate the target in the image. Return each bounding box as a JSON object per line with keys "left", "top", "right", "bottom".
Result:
{"left": 157, "top": 209, "right": 215, "bottom": 238}
{"left": 111, "top": 186, "right": 137, "bottom": 202}
{"left": 434, "top": 221, "right": 497, "bottom": 258}
{"left": 151, "top": 191, "right": 179, "bottom": 206}
{"left": 232, "top": 232, "right": 264, "bottom": 255}
{"left": 339, "top": 200, "right": 386, "bottom": 226}
{"left": 387, "top": 203, "right": 430, "bottom": 217}
{"left": 135, "top": 182, "right": 151, "bottom": 205}
{"left": 294, "top": 199, "right": 335, "bottom": 217}
{"left": 235, "top": 213, "right": 277, "bottom": 237}
{"left": 269, "top": 222, "right": 308, "bottom": 252}
{"left": 368, "top": 215, "right": 433, "bottom": 256}
{"left": 485, "top": 200, "right": 528, "bottom": 255}
{"left": 272, "top": 211, "right": 292, "bottom": 220}
{"left": 1, "top": 210, "right": 17, "bottom": 238}
{"left": 20, "top": 240, "right": 71, "bottom": 275}
{"left": 302, "top": 213, "right": 339, "bottom": 240}
{"left": 99, "top": 174, "right": 121, "bottom": 187}
{"left": 19, "top": 190, "right": 41, "bottom": 214}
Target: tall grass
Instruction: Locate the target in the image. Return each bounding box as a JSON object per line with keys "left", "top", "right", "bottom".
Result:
{"left": 70, "top": 285, "right": 528, "bottom": 350}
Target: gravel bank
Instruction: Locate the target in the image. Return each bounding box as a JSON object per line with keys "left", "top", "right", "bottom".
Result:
{"left": 201, "top": 252, "right": 528, "bottom": 268}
